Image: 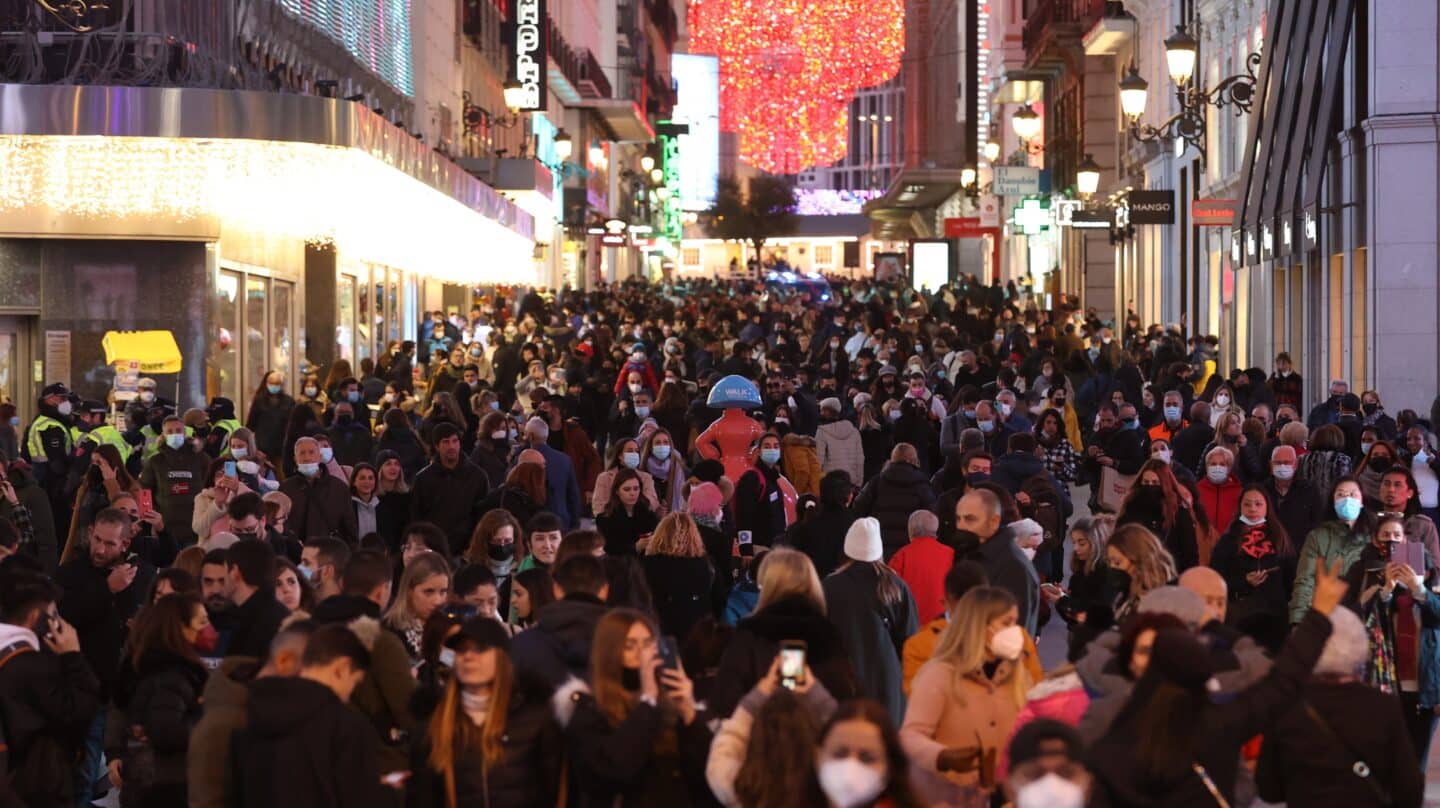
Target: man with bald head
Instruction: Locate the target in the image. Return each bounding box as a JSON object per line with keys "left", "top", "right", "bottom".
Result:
{"left": 279, "top": 436, "right": 357, "bottom": 542}
{"left": 1178, "top": 566, "right": 1228, "bottom": 626}
{"left": 1264, "top": 444, "right": 1321, "bottom": 547}
{"left": 955, "top": 489, "right": 1040, "bottom": 634}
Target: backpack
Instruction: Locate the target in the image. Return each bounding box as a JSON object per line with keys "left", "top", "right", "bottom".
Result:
{"left": 1020, "top": 474, "right": 1066, "bottom": 553}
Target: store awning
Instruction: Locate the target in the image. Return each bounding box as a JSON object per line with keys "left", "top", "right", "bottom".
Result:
{"left": 103, "top": 331, "right": 182, "bottom": 374}
{"left": 574, "top": 98, "right": 655, "bottom": 143}
{"left": 863, "top": 168, "right": 967, "bottom": 240}
{"left": 994, "top": 71, "right": 1047, "bottom": 105}
{"left": 1236, "top": 0, "right": 1355, "bottom": 257}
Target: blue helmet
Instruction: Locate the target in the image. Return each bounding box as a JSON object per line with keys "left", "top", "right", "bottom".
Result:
{"left": 707, "top": 374, "right": 763, "bottom": 409}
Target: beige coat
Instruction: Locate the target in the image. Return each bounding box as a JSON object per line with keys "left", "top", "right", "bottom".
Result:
{"left": 901, "top": 658, "right": 1025, "bottom": 789}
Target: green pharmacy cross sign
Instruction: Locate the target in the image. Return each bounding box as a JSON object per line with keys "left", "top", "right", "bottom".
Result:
{"left": 1012, "top": 197, "right": 1051, "bottom": 236}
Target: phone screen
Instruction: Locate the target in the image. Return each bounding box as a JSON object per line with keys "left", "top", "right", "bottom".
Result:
{"left": 780, "top": 644, "right": 806, "bottom": 689}
{"left": 659, "top": 636, "right": 681, "bottom": 671}
{"left": 1397, "top": 542, "right": 1427, "bottom": 578}
{"left": 224, "top": 461, "right": 237, "bottom": 478}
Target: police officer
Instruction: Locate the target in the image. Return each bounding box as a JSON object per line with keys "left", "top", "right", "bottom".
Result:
{"left": 77, "top": 401, "right": 131, "bottom": 467}
{"left": 22, "top": 382, "right": 75, "bottom": 528}
{"left": 203, "top": 397, "right": 242, "bottom": 458}
{"left": 122, "top": 377, "right": 160, "bottom": 432}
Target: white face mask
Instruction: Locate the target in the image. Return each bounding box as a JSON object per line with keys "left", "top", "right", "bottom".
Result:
{"left": 1154, "top": 449, "right": 1173, "bottom": 464}
{"left": 56, "top": 400, "right": 73, "bottom": 416}
{"left": 817, "top": 759, "right": 886, "bottom": 808}
{"left": 236, "top": 460, "right": 260, "bottom": 476}
{"left": 1272, "top": 464, "right": 1295, "bottom": 481}
{"left": 1016, "top": 773, "right": 1086, "bottom": 808}
{"left": 1020, "top": 545, "right": 1037, "bottom": 562}
{"left": 1206, "top": 465, "right": 1230, "bottom": 484}
{"left": 1215, "top": 395, "right": 1230, "bottom": 407}
{"left": 989, "top": 624, "right": 1025, "bottom": 660}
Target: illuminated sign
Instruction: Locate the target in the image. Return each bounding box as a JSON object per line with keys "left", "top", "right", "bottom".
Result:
{"left": 794, "top": 189, "right": 882, "bottom": 216}
{"left": 278, "top": 0, "right": 414, "bottom": 96}
{"left": 511, "top": 0, "right": 547, "bottom": 110}
{"left": 660, "top": 132, "right": 683, "bottom": 240}
{"left": 670, "top": 54, "right": 719, "bottom": 211}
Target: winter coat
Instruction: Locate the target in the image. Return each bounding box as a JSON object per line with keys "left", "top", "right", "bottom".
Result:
{"left": 706, "top": 679, "right": 838, "bottom": 808}
{"left": 1086, "top": 611, "right": 1332, "bottom": 807}
{"left": 232, "top": 676, "right": 387, "bottom": 807}
{"left": 817, "top": 418, "right": 866, "bottom": 486}
{"left": 553, "top": 679, "right": 713, "bottom": 808}
{"left": 901, "top": 656, "right": 1027, "bottom": 789}
{"left": 1266, "top": 479, "right": 1322, "bottom": 559}
{"left": 244, "top": 393, "right": 295, "bottom": 460}
{"left": 1289, "top": 520, "right": 1370, "bottom": 623}
{"left": 108, "top": 649, "right": 207, "bottom": 798}
{"left": 0, "top": 467, "right": 58, "bottom": 572}
{"left": 407, "top": 689, "right": 562, "bottom": 808}
{"left": 1255, "top": 680, "right": 1421, "bottom": 807}
{"left": 902, "top": 618, "right": 1043, "bottom": 696}
{"left": 859, "top": 426, "right": 896, "bottom": 481}
{"left": 139, "top": 444, "right": 212, "bottom": 545}
{"left": 592, "top": 468, "right": 661, "bottom": 518}
{"left": 822, "top": 562, "right": 919, "bottom": 720}
{"left": 309, "top": 597, "right": 418, "bottom": 773}
{"left": 977, "top": 526, "right": 1041, "bottom": 635}
{"left": 1210, "top": 523, "right": 1297, "bottom": 630}
{"left": 326, "top": 419, "right": 374, "bottom": 468}
{"left": 510, "top": 594, "right": 610, "bottom": 689}
{"left": 55, "top": 556, "right": 153, "bottom": 698}
{"left": 852, "top": 461, "right": 938, "bottom": 557}
{"left": 1298, "top": 449, "right": 1353, "bottom": 500}
{"left": 219, "top": 590, "right": 291, "bottom": 661}
{"left": 187, "top": 657, "right": 258, "bottom": 808}
{"left": 1117, "top": 499, "right": 1201, "bottom": 573}
{"left": 467, "top": 439, "right": 511, "bottom": 493}
{"left": 708, "top": 594, "right": 859, "bottom": 719}
{"left": 373, "top": 490, "right": 410, "bottom": 552}
{"left": 1195, "top": 474, "right": 1243, "bottom": 543}
{"left": 279, "top": 471, "right": 358, "bottom": 544}
{"left": 554, "top": 419, "right": 603, "bottom": 501}
{"left": 889, "top": 536, "right": 955, "bottom": 624}
{"left": 783, "top": 506, "right": 856, "bottom": 579}
{"left": 0, "top": 623, "right": 101, "bottom": 807}
{"left": 641, "top": 554, "right": 715, "bottom": 642}
{"left": 996, "top": 672, "right": 1090, "bottom": 782}
{"left": 595, "top": 505, "right": 661, "bottom": 557}
{"left": 478, "top": 484, "right": 542, "bottom": 532}
{"left": 991, "top": 450, "right": 1046, "bottom": 496}
{"left": 409, "top": 458, "right": 491, "bottom": 555}
{"left": 732, "top": 462, "right": 791, "bottom": 547}
{"left": 780, "top": 434, "right": 823, "bottom": 498}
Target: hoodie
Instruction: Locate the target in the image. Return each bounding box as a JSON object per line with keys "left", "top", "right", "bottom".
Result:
{"left": 510, "top": 594, "right": 609, "bottom": 689}
{"left": 233, "top": 677, "right": 385, "bottom": 808}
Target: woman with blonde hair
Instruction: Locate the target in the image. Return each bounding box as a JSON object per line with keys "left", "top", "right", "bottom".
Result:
{"left": 410, "top": 619, "right": 559, "bottom": 807}
{"left": 640, "top": 428, "right": 688, "bottom": 517}
{"left": 709, "top": 548, "right": 859, "bottom": 718}
{"left": 901, "top": 585, "right": 1032, "bottom": 793}
{"left": 383, "top": 551, "right": 451, "bottom": 662}
{"left": 641, "top": 512, "right": 715, "bottom": 640}
{"left": 1105, "top": 524, "right": 1179, "bottom": 622}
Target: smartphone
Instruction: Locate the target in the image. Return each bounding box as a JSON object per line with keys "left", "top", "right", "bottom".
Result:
{"left": 779, "top": 640, "right": 807, "bottom": 690}
{"left": 658, "top": 635, "right": 681, "bottom": 672}
{"left": 1396, "top": 542, "right": 1427, "bottom": 578}
{"left": 737, "top": 530, "right": 753, "bottom": 546}
{"left": 224, "top": 460, "right": 237, "bottom": 478}
{"left": 138, "top": 489, "right": 154, "bottom": 513}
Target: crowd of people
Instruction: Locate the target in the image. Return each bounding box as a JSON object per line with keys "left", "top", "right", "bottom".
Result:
{"left": 0, "top": 272, "right": 1436, "bottom": 807}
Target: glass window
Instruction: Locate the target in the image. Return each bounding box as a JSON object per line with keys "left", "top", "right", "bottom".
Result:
{"left": 244, "top": 276, "right": 269, "bottom": 404}
{"left": 388, "top": 275, "right": 401, "bottom": 346}
{"left": 214, "top": 270, "right": 242, "bottom": 406}
{"left": 357, "top": 270, "right": 373, "bottom": 363}
{"left": 271, "top": 280, "right": 294, "bottom": 391}
{"left": 338, "top": 274, "right": 356, "bottom": 364}
{"left": 1351, "top": 248, "right": 1367, "bottom": 388}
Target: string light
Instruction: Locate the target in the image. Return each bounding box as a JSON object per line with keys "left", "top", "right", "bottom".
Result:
{"left": 688, "top": 0, "right": 904, "bottom": 174}
{"left": 0, "top": 135, "right": 536, "bottom": 285}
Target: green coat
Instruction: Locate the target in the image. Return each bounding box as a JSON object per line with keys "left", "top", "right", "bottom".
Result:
{"left": 1288, "top": 519, "right": 1369, "bottom": 624}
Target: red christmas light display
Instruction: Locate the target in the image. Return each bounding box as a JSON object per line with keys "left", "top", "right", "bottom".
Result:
{"left": 688, "top": 0, "right": 904, "bottom": 174}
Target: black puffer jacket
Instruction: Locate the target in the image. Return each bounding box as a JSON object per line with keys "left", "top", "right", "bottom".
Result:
{"left": 0, "top": 625, "right": 101, "bottom": 808}
{"left": 509, "top": 594, "right": 609, "bottom": 689}
{"left": 641, "top": 555, "right": 715, "bottom": 642}
{"left": 406, "top": 686, "right": 562, "bottom": 808}
{"left": 852, "top": 461, "right": 937, "bottom": 556}
{"left": 108, "top": 649, "right": 208, "bottom": 799}
{"left": 708, "top": 594, "right": 858, "bottom": 719}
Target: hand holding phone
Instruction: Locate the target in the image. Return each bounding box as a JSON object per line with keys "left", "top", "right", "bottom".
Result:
{"left": 224, "top": 461, "right": 237, "bottom": 479}
{"left": 779, "top": 640, "right": 807, "bottom": 690}
{"left": 138, "top": 489, "right": 154, "bottom": 513}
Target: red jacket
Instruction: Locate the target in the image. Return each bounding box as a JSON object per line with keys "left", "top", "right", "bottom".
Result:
{"left": 1196, "top": 475, "right": 1243, "bottom": 541}
{"left": 889, "top": 536, "right": 954, "bottom": 624}
{"left": 612, "top": 360, "right": 660, "bottom": 397}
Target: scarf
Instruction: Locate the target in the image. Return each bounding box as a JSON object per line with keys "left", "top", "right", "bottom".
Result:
{"left": 461, "top": 688, "right": 491, "bottom": 727}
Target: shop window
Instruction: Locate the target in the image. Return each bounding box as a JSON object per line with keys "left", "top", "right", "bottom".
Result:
{"left": 214, "top": 270, "right": 242, "bottom": 406}
{"left": 1329, "top": 253, "right": 1344, "bottom": 385}
{"left": 272, "top": 280, "right": 294, "bottom": 391}
{"left": 244, "top": 276, "right": 269, "bottom": 401}
{"left": 683, "top": 248, "right": 700, "bottom": 267}
{"left": 1351, "top": 248, "right": 1367, "bottom": 389}
{"left": 338, "top": 275, "right": 356, "bottom": 364}
{"left": 815, "top": 245, "right": 834, "bottom": 265}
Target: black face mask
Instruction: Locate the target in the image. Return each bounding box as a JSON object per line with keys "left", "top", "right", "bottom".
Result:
{"left": 965, "top": 472, "right": 990, "bottom": 487}
{"left": 949, "top": 528, "right": 982, "bottom": 556}
{"left": 1106, "top": 567, "right": 1132, "bottom": 593}
{"left": 1363, "top": 403, "right": 1379, "bottom": 416}
{"left": 621, "top": 666, "right": 643, "bottom": 691}
{"left": 1371, "top": 457, "right": 1393, "bottom": 473}
{"left": 487, "top": 542, "right": 515, "bottom": 562}
{"left": 233, "top": 531, "right": 260, "bottom": 543}
{"left": 1131, "top": 486, "right": 1163, "bottom": 509}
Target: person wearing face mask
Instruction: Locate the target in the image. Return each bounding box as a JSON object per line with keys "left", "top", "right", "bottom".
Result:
{"left": 901, "top": 586, "right": 1031, "bottom": 794}
{"left": 323, "top": 401, "right": 374, "bottom": 470}
{"left": 733, "top": 434, "right": 799, "bottom": 548}
{"left": 1003, "top": 720, "right": 1092, "bottom": 808}
{"left": 806, "top": 701, "right": 924, "bottom": 808}
{"left": 1210, "top": 486, "right": 1298, "bottom": 637}
{"left": 555, "top": 609, "right": 710, "bottom": 806}
{"left": 24, "top": 382, "right": 77, "bottom": 521}
{"left": 1289, "top": 477, "right": 1373, "bottom": 624}
{"left": 1266, "top": 351, "right": 1304, "bottom": 410}
{"left": 106, "top": 591, "right": 212, "bottom": 806}
{"left": 1194, "top": 447, "right": 1242, "bottom": 552}
{"left": 1264, "top": 445, "right": 1321, "bottom": 549}
{"left": 138, "top": 414, "right": 212, "bottom": 547}
{"left": 1117, "top": 461, "right": 1201, "bottom": 572}
{"left": 278, "top": 437, "right": 358, "bottom": 544}
{"left": 1297, "top": 424, "right": 1355, "bottom": 500}
{"left": 408, "top": 618, "right": 560, "bottom": 807}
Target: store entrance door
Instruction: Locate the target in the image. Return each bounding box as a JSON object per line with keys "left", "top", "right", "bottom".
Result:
{"left": 0, "top": 317, "right": 36, "bottom": 426}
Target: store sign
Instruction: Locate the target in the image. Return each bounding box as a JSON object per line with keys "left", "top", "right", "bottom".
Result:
{"left": 1011, "top": 197, "right": 1050, "bottom": 236}
{"left": 943, "top": 217, "right": 982, "bottom": 238}
{"left": 1192, "top": 198, "right": 1236, "bottom": 227}
{"left": 1128, "top": 190, "right": 1175, "bottom": 224}
{"left": 671, "top": 54, "right": 720, "bottom": 211}
{"left": 993, "top": 166, "right": 1040, "bottom": 196}
{"left": 1071, "top": 207, "right": 1114, "bottom": 229}
{"left": 511, "top": 0, "right": 547, "bottom": 110}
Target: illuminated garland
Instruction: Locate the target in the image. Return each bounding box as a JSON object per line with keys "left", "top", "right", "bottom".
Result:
{"left": 688, "top": 0, "right": 903, "bottom": 174}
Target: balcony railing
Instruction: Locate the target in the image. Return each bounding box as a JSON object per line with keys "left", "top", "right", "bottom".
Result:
{"left": 1022, "top": 0, "right": 1109, "bottom": 55}
{"left": 545, "top": 13, "right": 611, "bottom": 99}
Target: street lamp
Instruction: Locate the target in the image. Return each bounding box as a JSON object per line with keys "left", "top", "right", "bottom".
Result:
{"left": 960, "top": 166, "right": 977, "bottom": 188}
{"left": 1119, "top": 67, "right": 1149, "bottom": 121}
{"left": 502, "top": 79, "right": 528, "bottom": 111}
{"left": 1164, "top": 25, "right": 1199, "bottom": 86}
{"left": 650, "top": 167, "right": 664, "bottom": 184}
{"left": 1012, "top": 104, "right": 1041, "bottom": 143}
{"left": 1076, "top": 153, "right": 1101, "bottom": 199}
{"left": 640, "top": 154, "right": 655, "bottom": 172}
{"left": 983, "top": 140, "right": 1001, "bottom": 162}
{"left": 553, "top": 129, "right": 573, "bottom": 161}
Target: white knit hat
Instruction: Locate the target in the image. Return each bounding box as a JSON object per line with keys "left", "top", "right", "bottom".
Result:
{"left": 844, "top": 517, "right": 884, "bottom": 563}
{"left": 819, "top": 397, "right": 842, "bottom": 413}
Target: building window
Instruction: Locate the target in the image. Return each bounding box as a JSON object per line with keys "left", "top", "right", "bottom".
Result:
{"left": 815, "top": 245, "right": 834, "bottom": 265}
{"left": 683, "top": 248, "right": 701, "bottom": 266}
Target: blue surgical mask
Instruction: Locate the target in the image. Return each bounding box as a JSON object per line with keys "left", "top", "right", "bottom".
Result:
{"left": 1335, "top": 496, "right": 1363, "bottom": 522}
{"left": 489, "top": 401, "right": 501, "bottom": 412}
{"left": 978, "top": 420, "right": 995, "bottom": 433}
{"left": 652, "top": 445, "right": 672, "bottom": 461}
{"left": 267, "top": 384, "right": 282, "bottom": 395}
{"left": 760, "top": 447, "right": 782, "bottom": 466}
{"left": 230, "top": 447, "right": 248, "bottom": 460}
{"left": 7, "top": 416, "right": 17, "bottom": 428}
{"left": 963, "top": 409, "right": 977, "bottom": 419}
{"left": 319, "top": 447, "right": 334, "bottom": 463}
{"left": 1163, "top": 405, "right": 1181, "bottom": 422}
{"left": 298, "top": 564, "right": 317, "bottom": 581}
{"left": 165, "top": 433, "right": 186, "bottom": 450}
{"left": 622, "top": 452, "right": 641, "bottom": 469}
{"left": 297, "top": 462, "right": 321, "bottom": 478}
{"left": 347, "top": 391, "right": 361, "bottom": 403}
{"left": 635, "top": 405, "right": 651, "bottom": 418}
{"left": 1124, "top": 418, "right": 1140, "bottom": 431}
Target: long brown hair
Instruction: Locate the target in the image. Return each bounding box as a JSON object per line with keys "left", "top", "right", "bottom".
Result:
{"left": 602, "top": 468, "right": 649, "bottom": 518}
{"left": 734, "top": 689, "right": 820, "bottom": 807}
{"left": 129, "top": 592, "right": 203, "bottom": 669}
{"left": 1122, "top": 459, "right": 1183, "bottom": 531}
{"left": 589, "top": 608, "right": 655, "bottom": 726}
{"left": 425, "top": 645, "right": 516, "bottom": 808}
{"left": 504, "top": 462, "right": 547, "bottom": 505}
{"left": 466, "top": 509, "right": 524, "bottom": 565}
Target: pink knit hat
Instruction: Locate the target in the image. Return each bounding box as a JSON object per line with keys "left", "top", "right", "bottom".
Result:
{"left": 687, "top": 482, "right": 724, "bottom": 519}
